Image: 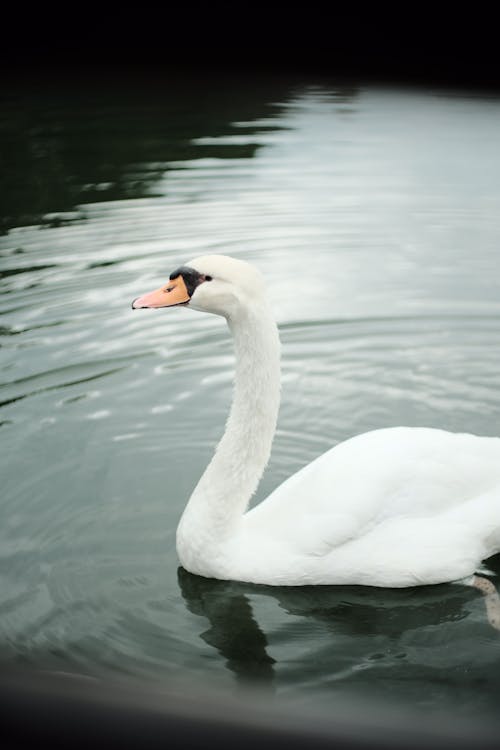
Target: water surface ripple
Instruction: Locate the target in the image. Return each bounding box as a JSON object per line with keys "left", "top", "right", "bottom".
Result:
{"left": 1, "top": 79, "right": 500, "bottom": 721}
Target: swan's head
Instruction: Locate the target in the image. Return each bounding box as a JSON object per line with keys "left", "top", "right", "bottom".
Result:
{"left": 132, "top": 254, "right": 267, "bottom": 319}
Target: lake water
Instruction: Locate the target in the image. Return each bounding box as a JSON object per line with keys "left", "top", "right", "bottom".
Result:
{"left": 1, "top": 73, "right": 500, "bottom": 729}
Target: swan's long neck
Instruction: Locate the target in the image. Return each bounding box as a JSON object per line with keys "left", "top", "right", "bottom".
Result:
{"left": 176, "top": 301, "right": 280, "bottom": 569}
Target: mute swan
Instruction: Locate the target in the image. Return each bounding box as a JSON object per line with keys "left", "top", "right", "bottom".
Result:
{"left": 132, "top": 255, "right": 500, "bottom": 603}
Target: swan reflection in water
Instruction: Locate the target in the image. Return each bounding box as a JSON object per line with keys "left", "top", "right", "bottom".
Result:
{"left": 177, "top": 558, "right": 500, "bottom": 695}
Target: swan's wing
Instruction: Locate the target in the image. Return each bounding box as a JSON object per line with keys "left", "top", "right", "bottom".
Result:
{"left": 243, "top": 427, "right": 500, "bottom": 561}
{"left": 322, "top": 485, "right": 500, "bottom": 587}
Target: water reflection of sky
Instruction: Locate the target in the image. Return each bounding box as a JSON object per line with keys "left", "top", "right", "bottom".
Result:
{"left": 159, "top": 86, "right": 500, "bottom": 321}
{"left": 4, "top": 83, "right": 500, "bottom": 324}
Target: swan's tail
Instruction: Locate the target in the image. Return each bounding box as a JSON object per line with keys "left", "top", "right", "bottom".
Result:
{"left": 460, "top": 487, "right": 500, "bottom": 566}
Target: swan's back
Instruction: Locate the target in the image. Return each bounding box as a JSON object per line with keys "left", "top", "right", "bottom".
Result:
{"left": 248, "top": 427, "right": 500, "bottom": 521}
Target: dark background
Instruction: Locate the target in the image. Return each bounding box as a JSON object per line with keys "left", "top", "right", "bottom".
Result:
{"left": 2, "top": 5, "right": 499, "bottom": 90}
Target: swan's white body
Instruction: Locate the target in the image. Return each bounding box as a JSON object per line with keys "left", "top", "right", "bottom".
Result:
{"left": 135, "top": 255, "right": 500, "bottom": 587}
{"left": 228, "top": 427, "right": 500, "bottom": 587}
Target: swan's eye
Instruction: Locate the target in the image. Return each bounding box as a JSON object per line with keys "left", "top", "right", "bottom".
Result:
{"left": 204, "top": 275, "right": 213, "bottom": 282}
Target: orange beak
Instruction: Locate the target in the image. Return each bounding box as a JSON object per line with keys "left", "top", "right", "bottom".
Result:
{"left": 132, "top": 275, "right": 190, "bottom": 309}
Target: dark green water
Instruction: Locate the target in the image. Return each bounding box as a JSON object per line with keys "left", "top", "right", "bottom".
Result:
{"left": 1, "top": 73, "right": 500, "bottom": 725}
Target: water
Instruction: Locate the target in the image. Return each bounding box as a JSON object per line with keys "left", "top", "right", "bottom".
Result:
{"left": 1, "top": 74, "right": 500, "bottom": 724}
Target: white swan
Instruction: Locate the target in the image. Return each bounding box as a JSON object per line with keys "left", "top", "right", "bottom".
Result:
{"left": 132, "top": 254, "right": 500, "bottom": 595}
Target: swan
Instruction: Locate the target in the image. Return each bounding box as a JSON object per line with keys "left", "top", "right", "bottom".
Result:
{"left": 132, "top": 254, "right": 500, "bottom": 602}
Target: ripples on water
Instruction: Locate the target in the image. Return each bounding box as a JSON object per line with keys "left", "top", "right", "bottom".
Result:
{"left": 1, "top": 75, "right": 500, "bottom": 720}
